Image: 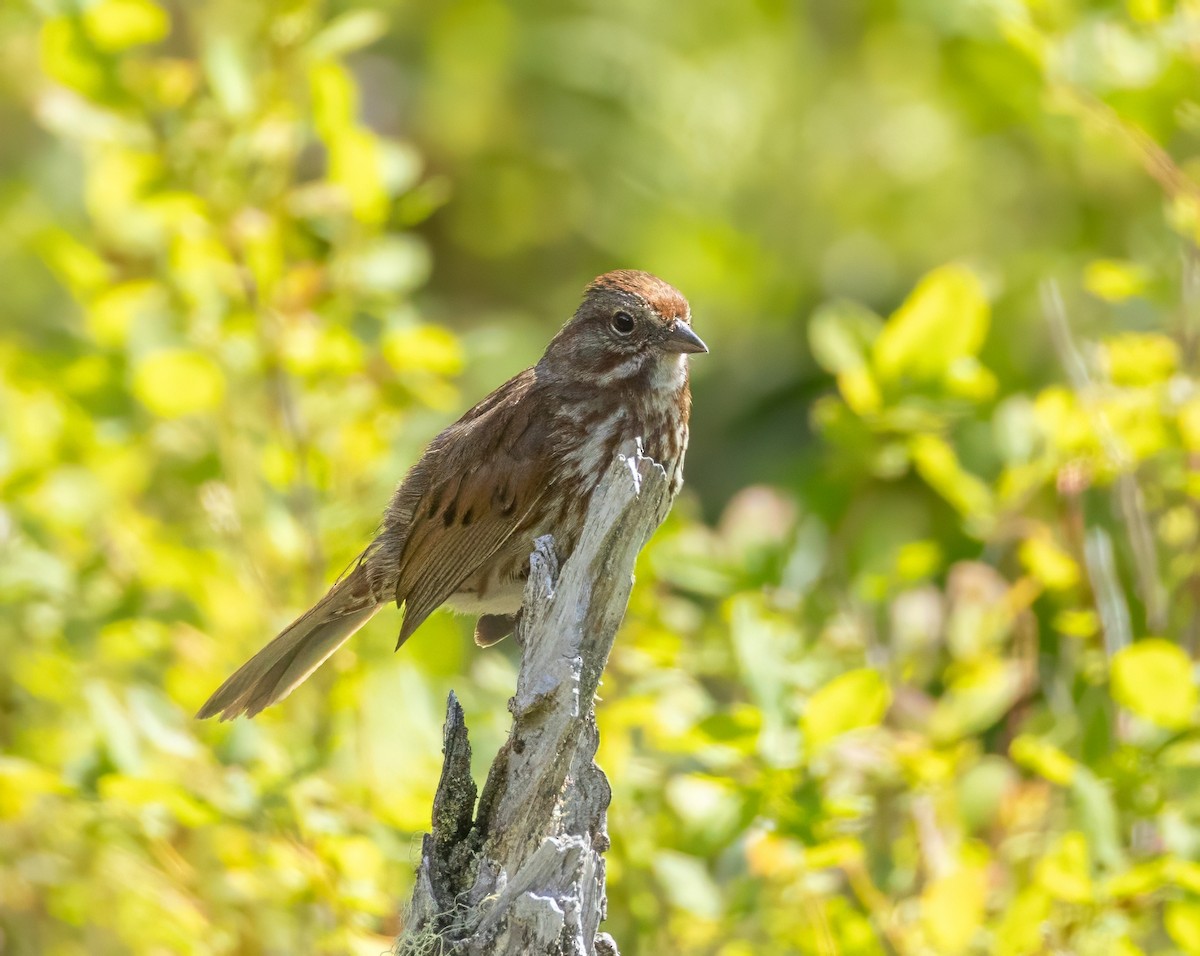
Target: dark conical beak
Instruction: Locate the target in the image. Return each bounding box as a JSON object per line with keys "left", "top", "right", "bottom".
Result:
{"left": 663, "top": 322, "right": 708, "bottom": 354}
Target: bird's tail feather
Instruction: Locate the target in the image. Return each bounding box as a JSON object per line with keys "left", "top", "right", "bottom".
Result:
{"left": 196, "top": 570, "right": 383, "bottom": 720}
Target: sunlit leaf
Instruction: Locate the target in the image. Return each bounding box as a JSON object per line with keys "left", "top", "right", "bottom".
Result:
{"left": 909, "top": 433, "right": 995, "bottom": 527}
{"left": 307, "top": 9, "right": 389, "bottom": 59}
{"left": 1167, "top": 900, "right": 1200, "bottom": 955}
{"left": 382, "top": 323, "right": 464, "bottom": 376}
{"left": 342, "top": 235, "right": 430, "bottom": 294}
{"left": 1102, "top": 333, "right": 1178, "bottom": 386}
{"left": 35, "top": 227, "right": 112, "bottom": 296}
{"left": 653, "top": 852, "right": 721, "bottom": 918}
{"left": 132, "top": 348, "right": 226, "bottom": 417}
{"left": 84, "top": 681, "right": 142, "bottom": 774}
{"left": 1035, "top": 831, "right": 1093, "bottom": 903}
{"left": 873, "top": 263, "right": 989, "bottom": 384}
{"left": 98, "top": 775, "right": 215, "bottom": 826}
{"left": 921, "top": 862, "right": 986, "bottom": 952}
{"left": 665, "top": 774, "right": 742, "bottom": 844}
{"left": 930, "top": 658, "right": 1023, "bottom": 741}
{"left": 1127, "top": 0, "right": 1165, "bottom": 22}
{"left": 1111, "top": 639, "right": 1197, "bottom": 730}
{"left": 331, "top": 128, "right": 389, "bottom": 224}
{"left": 83, "top": 0, "right": 169, "bottom": 52}
{"left": 1019, "top": 531, "right": 1081, "bottom": 591}
{"left": 943, "top": 356, "right": 998, "bottom": 401}
{"left": 39, "top": 17, "right": 108, "bottom": 95}
{"left": 894, "top": 539, "right": 941, "bottom": 580}
{"left": 1010, "top": 734, "right": 1078, "bottom": 786}
{"left": 808, "top": 299, "right": 882, "bottom": 374}
{"left": 1053, "top": 608, "right": 1099, "bottom": 638}
{"left": 836, "top": 366, "right": 883, "bottom": 415}
{"left": 1104, "top": 860, "right": 1166, "bottom": 898}
{"left": 1084, "top": 259, "right": 1150, "bottom": 302}
{"left": 803, "top": 667, "right": 891, "bottom": 749}
{"left": 744, "top": 831, "right": 803, "bottom": 878}
{"left": 203, "top": 36, "right": 254, "bottom": 115}
{"left": 1072, "top": 768, "right": 1123, "bottom": 868}
{"left": 1166, "top": 858, "right": 1200, "bottom": 895}
{"left": 0, "top": 758, "right": 66, "bottom": 819}
{"left": 86, "top": 280, "right": 166, "bottom": 346}
{"left": 995, "top": 886, "right": 1051, "bottom": 956}
{"left": 802, "top": 837, "right": 862, "bottom": 870}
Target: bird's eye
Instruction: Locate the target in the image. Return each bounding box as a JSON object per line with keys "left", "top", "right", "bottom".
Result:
{"left": 611, "top": 310, "right": 636, "bottom": 335}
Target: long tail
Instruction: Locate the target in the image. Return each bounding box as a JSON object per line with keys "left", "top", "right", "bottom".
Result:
{"left": 196, "top": 566, "right": 383, "bottom": 720}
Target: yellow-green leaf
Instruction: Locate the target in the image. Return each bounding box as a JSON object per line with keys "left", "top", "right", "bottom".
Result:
{"left": 86, "top": 280, "right": 166, "bottom": 347}
{"left": 83, "top": 0, "right": 170, "bottom": 52}
{"left": 382, "top": 324, "right": 464, "bottom": 376}
{"left": 1111, "top": 639, "right": 1197, "bottom": 730}
{"left": 133, "top": 349, "right": 226, "bottom": 417}
{"left": 922, "top": 864, "right": 987, "bottom": 952}
{"left": 909, "top": 433, "right": 995, "bottom": 525}
{"left": 873, "top": 264, "right": 989, "bottom": 383}
{"left": 1018, "top": 532, "right": 1080, "bottom": 591}
{"left": 808, "top": 299, "right": 882, "bottom": 374}
{"left": 1167, "top": 900, "right": 1200, "bottom": 955}
{"left": 1102, "top": 332, "right": 1178, "bottom": 386}
{"left": 310, "top": 60, "right": 356, "bottom": 140}
{"left": 40, "top": 18, "right": 108, "bottom": 95}
{"left": 1035, "top": 831, "right": 1092, "bottom": 903}
{"left": 803, "top": 668, "right": 891, "bottom": 749}
{"left": 1084, "top": 259, "right": 1150, "bottom": 302}
{"left": 1010, "top": 734, "right": 1077, "bottom": 786}
{"left": 995, "top": 886, "right": 1051, "bottom": 956}
{"left": 930, "top": 658, "right": 1022, "bottom": 742}
{"left": 307, "top": 9, "right": 389, "bottom": 59}
{"left": 837, "top": 367, "right": 882, "bottom": 415}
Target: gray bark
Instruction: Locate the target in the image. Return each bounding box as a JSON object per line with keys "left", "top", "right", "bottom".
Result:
{"left": 395, "top": 443, "right": 670, "bottom": 956}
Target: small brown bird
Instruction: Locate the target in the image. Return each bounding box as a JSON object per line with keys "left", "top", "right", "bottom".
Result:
{"left": 197, "top": 270, "right": 706, "bottom": 719}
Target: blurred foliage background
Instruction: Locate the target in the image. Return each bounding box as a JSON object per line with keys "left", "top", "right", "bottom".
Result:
{"left": 3, "top": 0, "right": 1200, "bottom": 953}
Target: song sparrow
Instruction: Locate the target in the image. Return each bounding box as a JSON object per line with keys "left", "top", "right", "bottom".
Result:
{"left": 197, "top": 270, "right": 706, "bottom": 720}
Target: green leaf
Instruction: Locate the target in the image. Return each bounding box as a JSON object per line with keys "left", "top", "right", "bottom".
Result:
{"left": 1167, "top": 900, "right": 1200, "bottom": 955}
{"left": 39, "top": 18, "right": 108, "bottom": 95}
{"left": 132, "top": 348, "right": 226, "bottom": 417}
{"left": 930, "top": 658, "right": 1022, "bottom": 742}
{"left": 1035, "top": 831, "right": 1092, "bottom": 903}
{"left": 909, "top": 433, "right": 995, "bottom": 527}
{"left": 203, "top": 36, "right": 254, "bottom": 116}
{"left": 995, "top": 887, "right": 1052, "bottom": 956}
{"left": 83, "top": 0, "right": 169, "bottom": 52}
{"left": 653, "top": 852, "right": 722, "bottom": 918}
{"left": 809, "top": 300, "right": 886, "bottom": 414}
{"left": 1071, "top": 768, "right": 1123, "bottom": 868}
{"left": 921, "top": 863, "right": 986, "bottom": 952}
{"left": 808, "top": 299, "right": 882, "bottom": 374}
{"left": 1010, "top": 734, "right": 1078, "bottom": 785}
{"left": 0, "top": 758, "right": 66, "bottom": 819}
{"left": 1102, "top": 332, "right": 1179, "bottom": 386}
{"left": 382, "top": 323, "right": 464, "bottom": 376}
{"left": 307, "top": 10, "right": 389, "bottom": 60}
{"left": 1018, "top": 532, "right": 1081, "bottom": 591}
{"left": 1084, "top": 259, "right": 1150, "bottom": 302}
{"left": 872, "top": 263, "right": 989, "bottom": 384}
{"left": 803, "top": 668, "right": 891, "bottom": 750}
{"left": 1111, "top": 639, "right": 1197, "bottom": 730}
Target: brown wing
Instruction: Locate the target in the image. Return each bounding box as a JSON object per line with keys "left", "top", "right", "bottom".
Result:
{"left": 387, "top": 368, "right": 551, "bottom": 647}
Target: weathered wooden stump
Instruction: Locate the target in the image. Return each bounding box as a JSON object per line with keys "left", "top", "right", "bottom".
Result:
{"left": 395, "top": 443, "right": 670, "bottom": 956}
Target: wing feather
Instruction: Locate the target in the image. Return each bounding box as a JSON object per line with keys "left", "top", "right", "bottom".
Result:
{"left": 389, "top": 369, "right": 550, "bottom": 646}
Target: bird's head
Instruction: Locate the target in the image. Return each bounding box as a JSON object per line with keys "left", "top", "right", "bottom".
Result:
{"left": 540, "top": 270, "right": 707, "bottom": 389}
